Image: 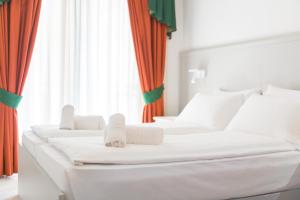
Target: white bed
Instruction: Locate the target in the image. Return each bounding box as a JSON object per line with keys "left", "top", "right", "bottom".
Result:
{"left": 20, "top": 131, "right": 300, "bottom": 200}
{"left": 19, "top": 33, "right": 300, "bottom": 200}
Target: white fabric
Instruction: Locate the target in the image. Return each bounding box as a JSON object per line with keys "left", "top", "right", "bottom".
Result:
{"left": 142, "top": 121, "right": 218, "bottom": 134}
{"left": 74, "top": 116, "right": 105, "bottom": 130}
{"left": 227, "top": 95, "right": 300, "bottom": 145}
{"left": 22, "top": 132, "right": 73, "bottom": 192}
{"left": 49, "top": 131, "right": 295, "bottom": 165}
{"left": 65, "top": 151, "right": 300, "bottom": 200}
{"left": 22, "top": 132, "right": 46, "bottom": 158}
{"left": 30, "top": 121, "right": 213, "bottom": 144}
{"left": 22, "top": 131, "right": 300, "bottom": 200}
{"left": 176, "top": 93, "right": 245, "bottom": 129}
{"left": 126, "top": 126, "right": 164, "bottom": 145}
{"left": 31, "top": 125, "right": 103, "bottom": 141}
{"left": 264, "top": 85, "right": 300, "bottom": 97}
{"left": 59, "top": 105, "right": 74, "bottom": 130}
{"left": 153, "top": 116, "right": 176, "bottom": 123}
{"left": 218, "top": 88, "right": 262, "bottom": 98}
{"left": 104, "top": 114, "right": 126, "bottom": 148}
{"left": 18, "top": 0, "right": 142, "bottom": 132}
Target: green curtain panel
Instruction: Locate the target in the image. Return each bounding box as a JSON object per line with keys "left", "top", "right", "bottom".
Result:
{"left": 148, "top": 0, "right": 176, "bottom": 38}
{"left": 0, "top": 0, "right": 10, "bottom": 5}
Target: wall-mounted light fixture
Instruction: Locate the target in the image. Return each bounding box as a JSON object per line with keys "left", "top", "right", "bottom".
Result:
{"left": 188, "top": 68, "right": 206, "bottom": 84}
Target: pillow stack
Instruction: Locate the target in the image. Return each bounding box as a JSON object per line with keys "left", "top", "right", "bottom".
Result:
{"left": 227, "top": 85, "right": 300, "bottom": 145}
{"left": 264, "top": 85, "right": 300, "bottom": 97}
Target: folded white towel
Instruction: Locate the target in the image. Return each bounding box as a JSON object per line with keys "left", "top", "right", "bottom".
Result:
{"left": 74, "top": 116, "right": 106, "bottom": 130}
{"left": 104, "top": 113, "right": 126, "bottom": 148}
{"left": 126, "top": 126, "right": 164, "bottom": 145}
{"left": 59, "top": 105, "right": 75, "bottom": 130}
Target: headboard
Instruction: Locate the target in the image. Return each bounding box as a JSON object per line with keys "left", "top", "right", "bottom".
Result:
{"left": 179, "top": 33, "right": 300, "bottom": 110}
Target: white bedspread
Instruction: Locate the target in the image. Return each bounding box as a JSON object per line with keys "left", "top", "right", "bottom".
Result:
{"left": 49, "top": 131, "right": 296, "bottom": 165}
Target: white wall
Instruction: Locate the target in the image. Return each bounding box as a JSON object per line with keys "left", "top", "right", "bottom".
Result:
{"left": 183, "top": 0, "right": 300, "bottom": 49}
{"left": 165, "top": 0, "right": 300, "bottom": 115}
{"left": 165, "top": 0, "right": 184, "bottom": 115}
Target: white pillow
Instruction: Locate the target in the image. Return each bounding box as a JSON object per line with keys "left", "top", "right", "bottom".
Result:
{"left": 175, "top": 93, "right": 245, "bottom": 129}
{"left": 226, "top": 95, "right": 300, "bottom": 144}
{"left": 74, "top": 115, "right": 106, "bottom": 130}
{"left": 59, "top": 105, "right": 74, "bottom": 130}
{"left": 264, "top": 85, "right": 300, "bottom": 97}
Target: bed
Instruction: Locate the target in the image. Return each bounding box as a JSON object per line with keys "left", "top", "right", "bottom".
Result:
{"left": 19, "top": 33, "right": 300, "bottom": 200}
{"left": 19, "top": 131, "right": 300, "bottom": 200}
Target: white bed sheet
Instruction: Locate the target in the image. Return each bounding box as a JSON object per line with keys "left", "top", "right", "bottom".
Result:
{"left": 142, "top": 121, "right": 217, "bottom": 134}
{"left": 23, "top": 131, "right": 300, "bottom": 200}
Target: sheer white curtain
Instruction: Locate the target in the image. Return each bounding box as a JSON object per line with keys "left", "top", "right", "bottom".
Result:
{"left": 19, "top": 0, "right": 142, "bottom": 131}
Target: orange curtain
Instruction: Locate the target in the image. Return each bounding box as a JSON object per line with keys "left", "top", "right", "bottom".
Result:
{"left": 128, "top": 0, "right": 167, "bottom": 123}
{"left": 0, "top": 0, "right": 42, "bottom": 176}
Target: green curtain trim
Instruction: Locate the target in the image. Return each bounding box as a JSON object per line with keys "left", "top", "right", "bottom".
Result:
{"left": 148, "top": 0, "right": 177, "bottom": 38}
{"left": 0, "top": 0, "right": 10, "bottom": 5}
{"left": 143, "top": 84, "right": 164, "bottom": 105}
{"left": 0, "top": 88, "right": 22, "bottom": 109}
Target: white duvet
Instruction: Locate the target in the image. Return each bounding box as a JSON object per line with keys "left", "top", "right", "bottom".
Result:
{"left": 49, "top": 131, "right": 296, "bottom": 166}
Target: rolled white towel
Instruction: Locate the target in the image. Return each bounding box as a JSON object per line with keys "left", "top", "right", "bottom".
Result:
{"left": 59, "top": 105, "right": 74, "bottom": 130}
{"left": 104, "top": 113, "right": 126, "bottom": 148}
{"left": 74, "top": 115, "right": 106, "bottom": 130}
{"left": 126, "top": 126, "right": 164, "bottom": 145}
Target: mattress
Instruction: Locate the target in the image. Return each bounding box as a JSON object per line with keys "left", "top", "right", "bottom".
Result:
{"left": 22, "top": 131, "right": 300, "bottom": 200}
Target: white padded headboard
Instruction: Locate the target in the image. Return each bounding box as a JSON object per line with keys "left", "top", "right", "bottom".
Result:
{"left": 179, "top": 33, "right": 300, "bottom": 110}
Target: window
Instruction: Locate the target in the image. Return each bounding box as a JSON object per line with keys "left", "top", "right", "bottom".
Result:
{"left": 19, "top": 0, "right": 142, "bottom": 131}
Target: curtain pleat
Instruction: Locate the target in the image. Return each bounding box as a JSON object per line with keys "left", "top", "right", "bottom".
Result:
{"left": 128, "top": 0, "right": 167, "bottom": 122}
{"left": 0, "top": 0, "right": 42, "bottom": 176}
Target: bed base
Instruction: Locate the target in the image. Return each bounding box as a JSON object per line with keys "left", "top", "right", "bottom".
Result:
{"left": 19, "top": 144, "right": 300, "bottom": 200}
{"left": 18, "top": 145, "right": 67, "bottom": 200}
